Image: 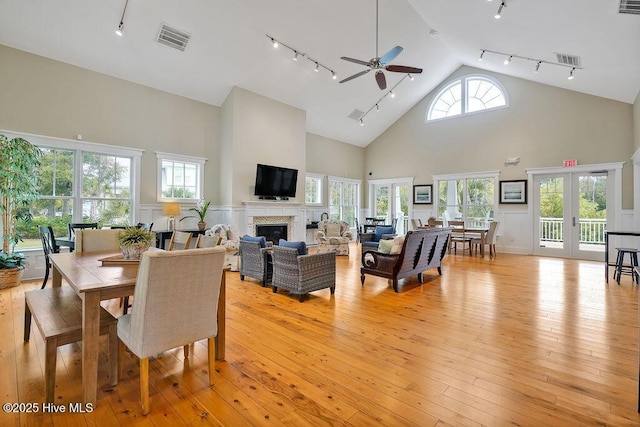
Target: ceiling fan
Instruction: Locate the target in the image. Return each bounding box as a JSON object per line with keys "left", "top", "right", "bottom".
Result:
{"left": 339, "top": 0, "right": 423, "bottom": 90}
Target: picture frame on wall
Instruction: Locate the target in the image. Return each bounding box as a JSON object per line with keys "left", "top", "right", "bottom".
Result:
{"left": 413, "top": 185, "right": 433, "bottom": 204}
{"left": 499, "top": 180, "right": 527, "bottom": 204}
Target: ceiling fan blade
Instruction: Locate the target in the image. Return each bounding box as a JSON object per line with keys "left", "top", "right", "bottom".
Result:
{"left": 340, "top": 56, "right": 371, "bottom": 67}
{"left": 375, "top": 70, "right": 387, "bottom": 90}
{"left": 339, "top": 69, "right": 371, "bottom": 84}
{"left": 379, "top": 46, "right": 403, "bottom": 64}
{"left": 385, "top": 65, "right": 423, "bottom": 74}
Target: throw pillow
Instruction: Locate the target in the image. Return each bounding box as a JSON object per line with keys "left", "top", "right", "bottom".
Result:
{"left": 279, "top": 239, "right": 307, "bottom": 256}
{"left": 226, "top": 225, "right": 238, "bottom": 242}
{"left": 374, "top": 225, "right": 395, "bottom": 241}
{"left": 390, "top": 235, "right": 406, "bottom": 255}
{"left": 241, "top": 234, "right": 267, "bottom": 248}
{"left": 325, "top": 222, "right": 341, "bottom": 237}
{"left": 378, "top": 239, "right": 394, "bottom": 254}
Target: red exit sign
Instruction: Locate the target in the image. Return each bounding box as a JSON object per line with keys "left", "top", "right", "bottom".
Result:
{"left": 563, "top": 159, "right": 577, "bottom": 167}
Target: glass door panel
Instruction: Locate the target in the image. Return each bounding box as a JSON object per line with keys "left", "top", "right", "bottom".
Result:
{"left": 535, "top": 175, "right": 569, "bottom": 257}
{"left": 575, "top": 173, "right": 607, "bottom": 260}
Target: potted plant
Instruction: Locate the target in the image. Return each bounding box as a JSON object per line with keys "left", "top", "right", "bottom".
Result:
{"left": 118, "top": 226, "right": 155, "bottom": 259}
{"left": 180, "top": 199, "right": 211, "bottom": 231}
{"left": 0, "top": 135, "right": 43, "bottom": 288}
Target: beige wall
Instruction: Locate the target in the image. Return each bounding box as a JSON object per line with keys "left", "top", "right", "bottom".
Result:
{"left": 366, "top": 65, "right": 635, "bottom": 208}
{"left": 0, "top": 44, "right": 220, "bottom": 205}
{"left": 224, "top": 87, "right": 307, "bottom": 205}
{"left": 634, "top": 90, "right": 640, "bottom": 152}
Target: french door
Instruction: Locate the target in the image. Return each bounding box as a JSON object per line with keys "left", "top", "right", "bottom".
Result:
{"left": 370, "top": 179, "right": 411, "bottom": 235}
{"left": 533, "top": 171, "right": 609, "bottom": 260}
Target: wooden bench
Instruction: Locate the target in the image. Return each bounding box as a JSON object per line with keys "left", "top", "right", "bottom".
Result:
{"left": 24, "top": 287, "right": 118, "bottom": 402}
{"left": 360, "top": 227, "right": 451, "bottom": 293}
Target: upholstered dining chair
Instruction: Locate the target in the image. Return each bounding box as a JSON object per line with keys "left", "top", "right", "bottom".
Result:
{"left": 195, "top": 234, "right": 222, "bottom": 248}
{"left": 472, "top": 221, "right": 500, "bottom": 258}
{"left": 167, "top": 230, "right": 193, "bottom": 250}
{"left": 38, "top": 226, "right": 60, "bottom": 289}
{"left": 117, "top": 247, "right": 226, "bottom": 415}
{"left": 74, "top": 228, "right": 121, "bottom": 252}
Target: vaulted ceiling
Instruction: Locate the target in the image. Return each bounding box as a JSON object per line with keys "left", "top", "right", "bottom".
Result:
{"left": 1, "top": 0, "right": 638, "bottom": 147}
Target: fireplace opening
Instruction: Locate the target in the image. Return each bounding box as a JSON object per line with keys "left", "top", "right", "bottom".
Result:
{"left": 255, "top": 224, "right": 288, "bottom": 245}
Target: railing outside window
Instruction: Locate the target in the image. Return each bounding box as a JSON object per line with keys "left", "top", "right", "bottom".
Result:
{"left": 539, "top": 218, "right": 606, "bottom": 245}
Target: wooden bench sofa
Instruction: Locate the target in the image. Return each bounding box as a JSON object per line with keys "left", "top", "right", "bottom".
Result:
{"left": 360, "top": 227, "right": 451, "bottom": 293}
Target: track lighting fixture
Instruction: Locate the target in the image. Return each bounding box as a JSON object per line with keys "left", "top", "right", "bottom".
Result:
{"left": 495, "top": 1, "right": 505, "bottom": 19}
{"left": 479, "top": 49, "right": 582, "bottom": 81}
{"left": 265, "top": 34, "right": 337, "bottom": 81}
{"left": 478, "top": 50, "right": 485, "bottom": 61}
{"left": 408, "top": 74, "right": 414, "bottom": 81}
{"left": 356, "top": 74, "right": 412, "bottom": 127}
{"left": 115, "top": 0, "right": 129, "bottom": 37}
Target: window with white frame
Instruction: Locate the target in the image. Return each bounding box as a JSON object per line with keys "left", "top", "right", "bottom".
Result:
{"left": 2, "top": 130, "right": 143, "bottom": 249}
{"left": 328, "top": 177, "right": 360, "bottom": 227}
{"left": 156, "top": 152, "right": 206, "bottom": 202}
{"left": 434, "top": 172, "right": 498, "bottom": 226}
{"left": 427, "top": 75, "right": 507, "bottom": 122}
{"left": 305, "top": 173, "right": 323, "bottom": 205}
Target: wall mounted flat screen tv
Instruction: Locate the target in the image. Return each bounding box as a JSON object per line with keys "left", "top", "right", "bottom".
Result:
{"left": 254, "top": 163, "right": 298, "bottom": 199}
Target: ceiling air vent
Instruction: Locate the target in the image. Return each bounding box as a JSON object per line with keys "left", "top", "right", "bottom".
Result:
{"left": 555, "top": 53, "right": 582, "bottom": 68}
{"left": 156, "top": 23, "right": 191, "bottom": 51}
{"left": 619, "top": 0, "right": 640, "bottom": 14}
{"left": 348, "top": 109, "right": 365, "bottom": 121}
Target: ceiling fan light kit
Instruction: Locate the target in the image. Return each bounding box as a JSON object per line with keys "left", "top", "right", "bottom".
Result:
{"left": 265, "top": 34, "right": 337, "bottom": 80}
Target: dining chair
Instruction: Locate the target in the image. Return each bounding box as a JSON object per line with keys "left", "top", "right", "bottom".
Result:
{"left": 411, "top": 219, "right": 423, "bottom": 230}
{"left": 68, "top": 222, "right": 99, "bottom": 240}
{"left": 472, "top": 221, "right": 500, "bottom": 258}
{"left": 167, "top": 230, "right": 193, "bottom": 250}
{"left": 448, "top": 220, "right": 472, "bottom": 255}
{"left": 24, "top": 286, "right": 118, "bottom": 403}
{"left": 195, "top": 234, "right": 222, "bottom": 248}
{"left": 117, "top": 247, "right": 226, "bottom": 415}
{"left": 38, "top": 226, "right": 60, "bottom": 289}
{"left": 74, "top": 228, "right": 122, "bottom": 253}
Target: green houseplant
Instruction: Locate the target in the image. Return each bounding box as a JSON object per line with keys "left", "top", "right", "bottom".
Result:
{"left": 118, "top": 226, "right": 155, "bottom": 259}
{"left": 180, "top": 199, "right": 211, "bottom": 231}
{"left": 0, "top": 134, "right": 43, "bottom": 288}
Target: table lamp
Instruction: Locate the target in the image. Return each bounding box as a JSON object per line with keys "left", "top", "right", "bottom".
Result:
{"left": 162, "top": 203, "right": 181, "bottom": 231}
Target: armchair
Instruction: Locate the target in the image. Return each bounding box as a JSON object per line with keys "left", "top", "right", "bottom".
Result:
{"left": 239, "top": 239, "right": 272, "bottom": 287}
{"left": 271, "top": 246, "right": 336, "bottom": 302}
{"left": 361, "top": 225, "right": 396, "bottom": 253}
{"left": 206, "top": 224, "right": 240, "bottom": 271}
{"left": 315, "top": 220, "right": 353, "bottom": 255}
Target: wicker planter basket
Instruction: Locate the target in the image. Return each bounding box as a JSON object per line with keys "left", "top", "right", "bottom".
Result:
{"left": 120, "top": 243, "right": 151, "bottom": 260}
{"left": 0, "top": 268, "right": 23, "bottom": 289}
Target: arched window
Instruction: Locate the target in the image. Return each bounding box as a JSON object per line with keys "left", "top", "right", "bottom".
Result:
{"left": 427, "top": 75, "right": 507, "bottom": 122}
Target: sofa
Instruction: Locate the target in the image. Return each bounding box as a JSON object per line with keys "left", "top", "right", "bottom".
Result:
{"left": 206, "top": 224, "right": 240, "bottom": 271}
{"left": 361, "top": 227, "right": 451, "bottom": 293}
{"left": 315, "top": 220, "right": 353, "bottom": 255}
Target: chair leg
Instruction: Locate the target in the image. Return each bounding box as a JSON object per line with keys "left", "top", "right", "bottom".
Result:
{"left": 45, "top": 337, "right": 58, "bottom": 403}
{"left": 108, "top": 324, "right": 118, "bottom": 386}
{"left": 183, "top": 345, "right": 189, "bottom": 359}
{"left": 118, "top": 340, "right": 126, "bottom": 380}
{"left": 41, "top": 261, "right": 50, "bottom": 289}
{"left": 140, "top": 358, "right": 150, "bottom": 415}
{"left": 207, "top": 337, "right": 216, "bottom": 385}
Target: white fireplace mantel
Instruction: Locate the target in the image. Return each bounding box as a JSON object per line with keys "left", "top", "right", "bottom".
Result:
{"left": 241, "top": 201, "right": 306, "bottom": 241}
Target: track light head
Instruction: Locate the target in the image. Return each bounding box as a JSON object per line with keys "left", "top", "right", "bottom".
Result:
{"left": 115, "top": 0, "right": 129, "bottom": 37}
{"left": 314, "top": 62, "right": 319, "bottom": 72}
{"left": 271, "top": 38, "right": 278, "bottom": 48}
{"left": 359, "top": 118, "right": 364, "bottom": 126}
{"left": 534, "top": 61, "right": 541, "bottom": 73}
{"left": 390, "top": 90, "right": 395, "bottom": 98}
{"left": 408, "top": 74, "right": 414, "bottom": 81}
{"left": 292, "top": 51, "right": 299, "bottom": 61}
{"left": 115, "top": 22, "right": 124, "bottom": 37}
{"left": 504, "top": 55, "right": 512, "bottom": 65}
{"left": 332, "top": 72, "right": 337, "bottom": 80}
{"left": 478, "top": 50, "right": 485, "bottom": 61}
{"left": 568, "top": 67, "right": 575, "bottom": 80}
{"left": 495, "top": 1, "right": 505, "bottom": 19}
{"left": 376, "top": 104, "right": 380, "bottom": 112}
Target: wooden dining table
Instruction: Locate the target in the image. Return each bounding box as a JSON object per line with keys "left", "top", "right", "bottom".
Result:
{"left": 419, "top": 223, "right": 490, "bottom": 256}
{"left": 49, "top": 248, "right": 227, "bottom": 405}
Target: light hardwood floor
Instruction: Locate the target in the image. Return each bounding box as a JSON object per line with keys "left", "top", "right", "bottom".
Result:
{"left": 1, "top": 245, "right": 639, "bottom": 426}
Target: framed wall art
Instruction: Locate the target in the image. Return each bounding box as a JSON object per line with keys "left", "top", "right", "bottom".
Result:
{"left": 499, "top": 180, "right": 527, "bottom": 204}
{"left": 413, "top": 185, "right": 433, "bottom": 204}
